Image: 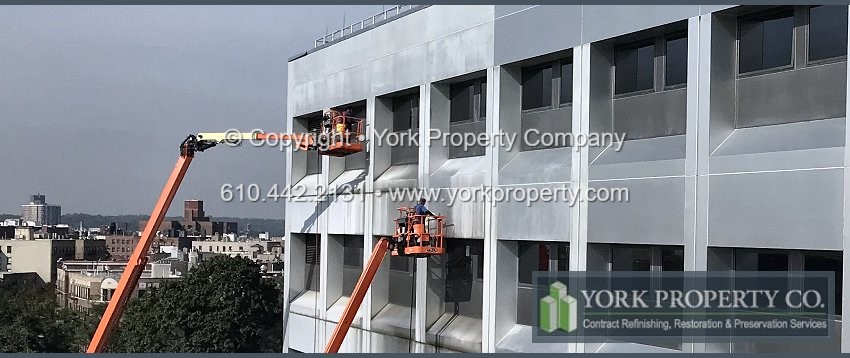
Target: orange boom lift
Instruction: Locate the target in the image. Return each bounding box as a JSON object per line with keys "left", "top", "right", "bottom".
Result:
{"left": 86, "top": 111, "right": 447, "bottom": 354}
{"left": 323, "top": 208, "right": 445, "bottom": 353}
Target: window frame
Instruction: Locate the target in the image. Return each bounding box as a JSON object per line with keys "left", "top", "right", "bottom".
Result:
{"left": 663, "top": 31, "right": 689, "bottom": 90}
{"left": 613, "top": 39, "right": 657, "bottom": 98}
{"left": 449, "top": 78, "right": 487, "bottom": 125}
{"left": 520, "top": 58, "right": 574, "bottom": 114}
{"left": 806, "top": 5, "right": 849, "bottom": 66}
{"left": 614, "top": 31, "right": 690, "bottom": 98}
{"left": 736, "top": 7, "right": 797, "bottom": 77}
{"left": 520, "top": 62, "right": 554, "bottom": 112}
{"left": 391, "top": 93, "right": 420, "bottom": 133}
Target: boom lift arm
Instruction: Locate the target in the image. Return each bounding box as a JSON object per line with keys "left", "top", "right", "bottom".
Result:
{"left": 86, "top": 132, "right": 308, "bottom": 353}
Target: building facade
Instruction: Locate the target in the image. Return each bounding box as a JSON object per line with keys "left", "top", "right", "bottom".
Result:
{"left": 139, "top": 200, "right": 237, "bottom": 238}
{"left": 104, "top": 235, "right": 191, "bottom": 261}
{"left": 282, "top": 5, "right": 850, "bottom": 353}
{"left": 21, "top": 194, "right": 61, "bottom": 226}
{"left": 55, "top": 261, "right": 181, "bottom": 313}
{"left": 0, "top": 239, "right": 77, "bottom": 283}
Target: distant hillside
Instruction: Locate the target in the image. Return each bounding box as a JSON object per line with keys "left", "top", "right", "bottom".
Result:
{"left": 2, "top": 213, "right": 284, "bottom": 237}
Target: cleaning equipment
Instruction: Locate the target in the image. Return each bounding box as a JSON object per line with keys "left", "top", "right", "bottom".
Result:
{"left": 322, "top": 208, "right": 446, "bottom": 353}
{"left": 86, "top": 111, "right": 365, "bottom": 353}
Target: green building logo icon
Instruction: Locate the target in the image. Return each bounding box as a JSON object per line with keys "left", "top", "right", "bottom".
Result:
{"left": 539, "top": 281, "right": 577, "bottom": 333}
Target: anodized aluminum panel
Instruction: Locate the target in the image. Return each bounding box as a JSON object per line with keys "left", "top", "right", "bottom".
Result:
{"left": 288, "top": 313, "right": 318, "bottom": 353}
{"left": 736, "top": 62, "right": 847, "bottom": 128}
{"left": 593, "top": 135, "right": 686, "bottom": 165}
{"left": 707, "top": 168, "right": 843, "bottom": 250}
{"left": 587, "top": 177, "right": 685, "bottom": 245}
{"left": 326, "top": 194, "right": 365, "bottom": 235}
{"left": 494, "top": 5, "right": 582, "bottom": 66}
{"left": 329, "top": 169, "right": 366, "bottom": 192}
{"left": 613, "top": 88, "right": 687, "bottom": 140}
{"left": 499, "top": 147, "right": 572, "bottom": 185}
{"left": 712, "top": 117, "right": 845, "bottom": 157}
{"left": 289, "top": 6, "right": 494, "bottom": 86}
{"left": 589, "top": 135, "right": 686, "bottom": 180}
{"left": 581, "top": 5, "right": 700, "bottom": 44}
{"left": 426, "top": 23, "right": 494, "bottom": 83}
{"left": 374, "top": 164, "right": 418, "bottom": 190}
{"left": 289, "top": 200, "right": 322, "bottom": 234}
{"left": 372, "top": 194, "right": 411, "bottom": 236}
{"left": 710, "top": 147, "right": 844, "bottom": 174}
{"left": 428, "top": 198, "right": 486, "bottom": 239}
{"left": 496, "top": 184, "right": 571, "bottom": 242}
{"left": 519, "top": 106, "right": 573, "bottom": 151}
{"left": 430, "top": 157, "right": 490, "bottom": 189}
{"left": 496, "top": 325, "right": 571, "bottom": 353}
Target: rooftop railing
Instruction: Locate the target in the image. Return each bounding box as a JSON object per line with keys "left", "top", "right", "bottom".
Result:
{"left": 314, "top": 5, "right": 417, "bottom": 48}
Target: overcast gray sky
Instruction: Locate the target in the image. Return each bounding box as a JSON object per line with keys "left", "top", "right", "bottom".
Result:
{"left": 0, "top": 5, "right": 385, "bottom": 219}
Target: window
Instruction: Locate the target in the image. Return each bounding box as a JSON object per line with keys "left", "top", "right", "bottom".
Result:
{"left": 389, "top": 255, "right": 410, "bottom": 272}
{"left": 739, "top": 9, "right": 795, "bottom": 74}
{"left": 808, "top": 5, "right": 848, "bottom": 62}
{"left": 521, "top": 65, "right": 553, "bottom": 110}
{"left": 559, "top": 62, "right": 573, "bottom": 105}
{"left": 5, "top": 246, "right": 9, "bottom": 254}
{"left": 450, "top": 82, "right": 473, "bottom": 123}
{"left": 518, "top": 242, "right": 569, "bottom": 284}
{"left": 449, "top": 79, "right": 486, "bottom": 123}
{"left": 392, "top": 93, "right": 419, "bottom": 132}
{"left": 804, "top": 252, "right": 842, "bottom": 314}
{"left": 449, "top": 78, "right": 487, "bottom": 158}
{"left": 615, "top": 42, "right": 655, "bottom": 95}
{"left": 665, "top": 35, "right": 688, "bottom": 87}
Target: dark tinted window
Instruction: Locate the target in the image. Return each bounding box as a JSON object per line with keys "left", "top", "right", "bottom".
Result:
{"left": 809, "top": 5, "right": 849, "bottom": 61}
{"left": 559, "top": 62, "right": 573, "bottom": 105}
{"left": 757, "top": 253, "right": 789, "bottom": 271}
{"left": 665, "top": 36, "right": 688, "bottom": 86}
{"left": 479, "top": 81, "right": 487, "bottom": 119}
{"left": 392, "top": 94, "right": 419, "bottom": 131}
{"left": 739, "top": 10, "right": 794, "bottom": 73}
{"left": 450, "top": 83, "right": 473, "bottom": 123}
{"left": 615, "top": 43, "right": 655, "bottom": 94}
{"left": 804, "top": 252, "right": 842, "bottom": 314}
{"left": 521, "top": 65, "right": 552, "bottom": 110}
{"left": 661, "top": 248, "right": 684, "bottom": 271}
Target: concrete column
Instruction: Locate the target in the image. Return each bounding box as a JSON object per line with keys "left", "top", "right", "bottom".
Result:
{"left": 569, "top": 43, "right": 589, "bottom": 354}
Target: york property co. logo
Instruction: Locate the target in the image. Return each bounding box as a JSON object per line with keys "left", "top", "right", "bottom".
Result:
{"left": 539, "top": 281, "right": 577, "bottom": 333}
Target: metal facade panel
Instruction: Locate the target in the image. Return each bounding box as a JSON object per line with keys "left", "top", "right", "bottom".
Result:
{"left": 707, "top": 169, "right": 844, "bottom": 250}
{"left": 587, "top": 177, "right": 686, "bottom": 245}
{"left": 737, "top": 63, "right": 847, "bottom": 128}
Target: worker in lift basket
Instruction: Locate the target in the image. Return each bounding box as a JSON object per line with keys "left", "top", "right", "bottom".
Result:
{"left": 413, "top": 198, "right": 434, "bottom": 217}
{"left": 411, "top": 198, "right": 435, "bottom": 246}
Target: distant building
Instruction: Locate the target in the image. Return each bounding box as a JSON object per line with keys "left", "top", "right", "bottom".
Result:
{"left": 74, "top": 239, "right": 108, "bottom": 261}
{"left": 102, "top": 235, "right": 191, "bottom": 261}
{"left": 55, "top": 261, "right": 182, "bottom": 313}
{"left": 139, "top": 200, "right": 237, "bottom": 239}
{"left": 191, "top": 238, "right": 283, "bottom": 273}
{"left": 0, "top": 239, "right": 76, "bottom": 283}
{"left": 21, "top": 194, "right": 61, "bottom": 226}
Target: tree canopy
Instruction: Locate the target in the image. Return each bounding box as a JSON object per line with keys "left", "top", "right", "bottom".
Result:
{"left": 110, "top": 255, "right": 282, "bottom": 352}
{"left": 0, "top": 280, "right": 92, "bottom": 352}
